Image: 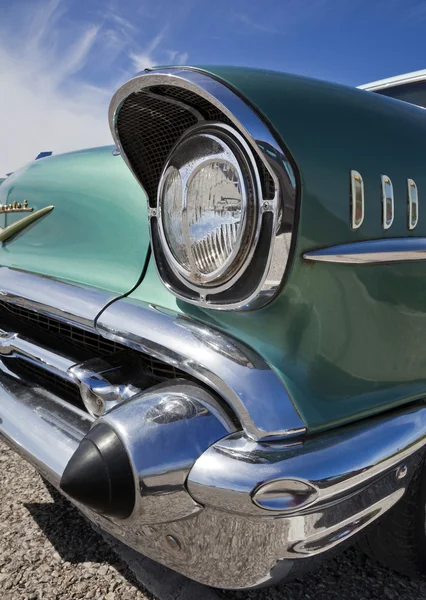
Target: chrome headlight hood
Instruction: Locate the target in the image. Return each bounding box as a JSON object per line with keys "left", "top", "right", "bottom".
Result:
{"left": 109, "top": 67, "right": 297, "bottom": 311}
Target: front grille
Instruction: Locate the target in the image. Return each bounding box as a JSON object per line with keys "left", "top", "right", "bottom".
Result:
{"left": 0, "top": 301, "right": 187, "bottom": 382}
{"left": 1, "top": 302, "right": 121, "bottom": 355}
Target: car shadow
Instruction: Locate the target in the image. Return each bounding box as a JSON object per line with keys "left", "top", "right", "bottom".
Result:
{"left": 24, "top": 484, "right": 152, "bottom": 593}
{"left": 25, "top": 481, "right": 426, "bottom": 600}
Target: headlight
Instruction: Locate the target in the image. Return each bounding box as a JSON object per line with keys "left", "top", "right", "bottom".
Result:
{"left": 158, "top": 125, "right": 257, "bottom": 287}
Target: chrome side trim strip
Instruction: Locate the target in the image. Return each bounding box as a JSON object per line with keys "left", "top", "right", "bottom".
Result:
{"left": 408, "top": 178, "right": 419, "bottom": 230}
{"left": 304, "top": 238, "right": 426, "bottom": 264}
{"left": 96, "top": 297, "right": 306, "bottom": 441}
{"left": 350, "top": 170, "right": 364, "bottom": 229}
{"left": 381, "top": 175, "right": 394, "bottom": 229}
{"left": 0, "top": 267, "right": 117, "bottom": 331}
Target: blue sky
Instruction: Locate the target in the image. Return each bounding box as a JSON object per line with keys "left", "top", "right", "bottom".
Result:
{"left": 1, "top": 0, "right": 426, "bottom": 174}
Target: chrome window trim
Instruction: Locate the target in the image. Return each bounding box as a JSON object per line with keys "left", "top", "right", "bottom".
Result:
{"left": 108, "top": 67, "right": 297, "bottom": 311}
{"left": 304, "top": 238, "right": 426, "bottom": 264}
{"left": 359, "top": 69, "right": 426, "bottom": 92}
{"left": 96, "top": 296, "right": 306, "bottom": 441}
{"left": 381, "top": 175, "right": 394, "bottom": 230}
{"left": 0, "top": 267, "right": 116, "bottom": 331}
{"left": 350, "top": 170, "right": 364, "bottom": 229}
{"left": 408, "top": 178, "right": 419, "bottom": 230}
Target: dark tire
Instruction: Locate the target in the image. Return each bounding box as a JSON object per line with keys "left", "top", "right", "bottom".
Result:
{"left": 359, "top": 458, "right": 426, "bottom": 577}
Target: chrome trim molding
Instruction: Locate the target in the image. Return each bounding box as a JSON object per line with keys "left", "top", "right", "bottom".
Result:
{"left": 359, "top": 68, "right": 426, "bottom": 91}
{"left": 97, "top": 297, "right": 306, "bottom": 441}
{"left": 381, "top": 175, "right": 394, "bottom": 229}
{"left": 0, "top": 267, "right": 117, "bottom": 331}
{"left": 304, "top": 238, "right": 426, "bottom": 264}
{"left": 350, "top": 170, "right": 364, "bottom": 229}
{"left": 109, "top": 67, "right": 297, "bottom": 311}
{"left": 408, "top": 178, "right": 419, "bottom": 230}
{"left": 0, "top": 369, "right": 424, "bottom": 589}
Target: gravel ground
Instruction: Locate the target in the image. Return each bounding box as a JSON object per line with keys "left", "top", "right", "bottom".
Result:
{"left": 2, "top": 440, "right": 426, "bottom": 600}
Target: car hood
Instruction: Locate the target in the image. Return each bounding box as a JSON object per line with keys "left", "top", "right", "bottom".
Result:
{"left": 0, "top": 145, "right": 149, "bottom": 296}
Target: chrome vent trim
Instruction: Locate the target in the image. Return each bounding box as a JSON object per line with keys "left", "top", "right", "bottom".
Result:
{"left": 109, "top": 68, "right": 297, "bottom": 311}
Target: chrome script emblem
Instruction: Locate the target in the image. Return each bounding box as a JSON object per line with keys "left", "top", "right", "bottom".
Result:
{"left": 0, "top": 204, "right": 54, "bottom": 242}
{"left": 0, "top": 199, "right": 33, "bottom": 213}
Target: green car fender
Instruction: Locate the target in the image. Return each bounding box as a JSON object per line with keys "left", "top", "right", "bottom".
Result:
{"left": 0, "top": 146, "right": 149, "bottom": 295}
{"left": 129, "top": 67, "right": 426, "bottom": 432}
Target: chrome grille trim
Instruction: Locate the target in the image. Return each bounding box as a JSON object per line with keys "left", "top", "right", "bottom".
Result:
{"left": 0, "top": 329, "right": 76, "bottom": 383}
{"left": 0, "top": 300, "right": 188, "bottom": 381}
{"left": 0, "top": 267, "right": 116, "bottom": 331}
{"left": 0, "top": 269, "right": 306, "bottom": 440}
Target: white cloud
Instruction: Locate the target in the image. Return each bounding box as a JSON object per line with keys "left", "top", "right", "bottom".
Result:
{"left": 0, "top": 0, "right": 188, "bottom": 177}
{"left": 0, "top": 1, "right": 112, "bottom": 176}
{"left": 129, "top": 27, "right": 189, "bottom": 72}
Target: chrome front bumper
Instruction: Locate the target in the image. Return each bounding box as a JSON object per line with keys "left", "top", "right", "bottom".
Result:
{"left": 0, "top": 369, "right": 424, "bottom": 589}
{"left": 0, "top": 268, "right": 425, "bottom": 589}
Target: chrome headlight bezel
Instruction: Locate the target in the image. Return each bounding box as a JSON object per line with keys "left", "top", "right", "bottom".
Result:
{"left": 109, "top": 68, "right": 297, "bottom": 311}
{"left": 156, "top": 123, "right": 262, "bottom": 292}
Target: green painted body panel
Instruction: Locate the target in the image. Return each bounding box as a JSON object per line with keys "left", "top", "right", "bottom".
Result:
{"left": 130, "top": 67, "right": 426, "bottom": 432}
{"left": 0, "top": 146, "right": 149, "bottom": 295}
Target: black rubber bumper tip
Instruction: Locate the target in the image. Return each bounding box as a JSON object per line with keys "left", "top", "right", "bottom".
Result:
{"left": 60, "top": 423, "right": 135, "bottom": 519}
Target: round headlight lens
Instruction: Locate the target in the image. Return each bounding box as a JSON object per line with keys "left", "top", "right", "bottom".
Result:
{"left": 159, "top": 128, "right": 254, "bottom": 286}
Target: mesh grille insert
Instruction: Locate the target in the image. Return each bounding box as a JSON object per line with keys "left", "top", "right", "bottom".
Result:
{"left": 116, "top": 85, "right": 276, "bottom": 205}
{"left": 149, "top": 86, "right": 233, "bottom": 123}
{"left": 0, "top": 302, "right": 187, "bottom": 382}
{"left": 117, "top": 92, "right": 199, "bottom": 203}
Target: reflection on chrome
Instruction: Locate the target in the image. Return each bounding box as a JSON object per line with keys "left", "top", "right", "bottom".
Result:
{"left": 97, "top": 296, "right": 306, "bottom": 440}
{"left": 1, "top": 365, "right": 424, "bottom": 589}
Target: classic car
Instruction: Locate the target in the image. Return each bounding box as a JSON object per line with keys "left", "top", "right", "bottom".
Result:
{"left": 1, "top": 65, "right": 426, "bottom": 590}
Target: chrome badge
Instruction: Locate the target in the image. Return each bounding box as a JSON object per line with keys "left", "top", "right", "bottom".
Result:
{"left": 0, "top": 203, "right": 54, "bottom": 242}
{"left": 0, "top": 200, "right": 33, "bottom": 213}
